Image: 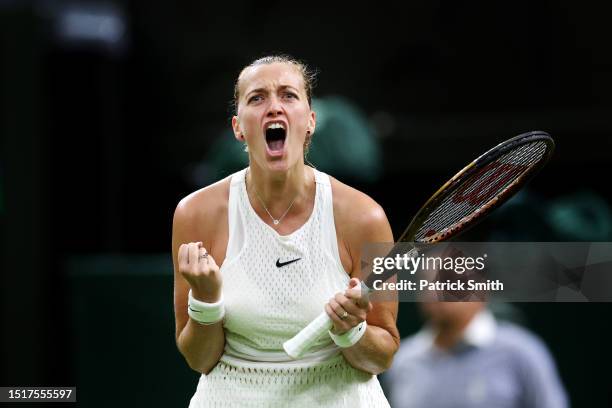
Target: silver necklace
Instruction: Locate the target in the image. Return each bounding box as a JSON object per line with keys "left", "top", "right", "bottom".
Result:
{"left": 247, "top": 171, "right": 299, "bottom": 226}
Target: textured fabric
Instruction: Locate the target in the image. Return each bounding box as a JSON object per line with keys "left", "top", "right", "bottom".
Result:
{"left": 190, "top": 355, "right": 388, "bottom": 408}
{"left": 189, "top": 167, "right": 389, "bottom": 407}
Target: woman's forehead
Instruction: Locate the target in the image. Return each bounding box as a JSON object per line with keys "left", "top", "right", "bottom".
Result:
{"left": 240, "top": 62, "right": 305, "bottom": 94}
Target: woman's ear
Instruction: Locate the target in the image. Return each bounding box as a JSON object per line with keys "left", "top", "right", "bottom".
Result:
{"left": 231, "top": 116, "right": 245, "bottom": 140}
{"left": 307, "top": 110, "right": 316, "bottom": 136}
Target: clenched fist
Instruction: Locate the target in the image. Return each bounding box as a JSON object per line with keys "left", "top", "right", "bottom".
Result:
{"left": 178, "top": 242, "right": 222, "bottom": 303}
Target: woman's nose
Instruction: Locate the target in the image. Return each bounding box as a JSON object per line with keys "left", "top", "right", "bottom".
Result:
{"left": 266, "top": 96, "right": 283, "bottom": 116}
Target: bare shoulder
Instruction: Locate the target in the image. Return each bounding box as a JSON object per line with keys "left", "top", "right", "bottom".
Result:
{"left": 329, "top": 176, "right": 393, "bottom": 244}
{"left": 173, "top": 176, "right": 231, "bottom": 249}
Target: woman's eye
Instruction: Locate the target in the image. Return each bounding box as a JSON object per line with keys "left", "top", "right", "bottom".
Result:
{"left": 284, "top": 93, "right": 297, "bottom": 100}
{"left": 248, "top": 95, "right": 263, "bottom": 103}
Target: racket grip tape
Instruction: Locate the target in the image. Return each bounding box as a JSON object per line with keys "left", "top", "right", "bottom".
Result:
{"left": 283, "top": 312, "right": 333, "bottom": 359}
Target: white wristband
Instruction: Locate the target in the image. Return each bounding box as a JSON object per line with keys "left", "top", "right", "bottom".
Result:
{"left": 328, "top": 320, "right": 367, "bottom": 348}
{"left": 187, "top": 289, "right": 225, "bottom": 325}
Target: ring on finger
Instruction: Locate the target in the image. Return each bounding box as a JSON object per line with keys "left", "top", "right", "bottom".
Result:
{"left": 198, "top": 252, "right": 208, "bottom": 261}
{"left": 340, "top": 311, "right": 348, "bottom": 320}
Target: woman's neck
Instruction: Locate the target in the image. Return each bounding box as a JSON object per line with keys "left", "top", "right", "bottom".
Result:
{"left": 246, "top": 162, "right": 312, "bottom": 216}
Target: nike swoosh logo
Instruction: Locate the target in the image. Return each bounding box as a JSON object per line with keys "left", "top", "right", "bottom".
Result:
{"left": 276, "top": 258, "right": 301, "bottom": 268}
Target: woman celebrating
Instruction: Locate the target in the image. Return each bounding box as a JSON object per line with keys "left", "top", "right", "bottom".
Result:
{"left": 172, "top": 55, "right": 399, "bottom": 407}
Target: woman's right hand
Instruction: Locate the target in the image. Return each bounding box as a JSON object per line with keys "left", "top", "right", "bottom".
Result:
{"left": 178, "top": 242, "right": 222, "bottom": 303}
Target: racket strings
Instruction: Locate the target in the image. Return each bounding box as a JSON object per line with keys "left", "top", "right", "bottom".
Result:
{"left": 418, "top": 141, "right": 547, "bottom": 238}
{"left": 424, "top": 142, "right": 545, "bottom": 234}
{"left": 451, "top": 142, "right": 538, "bottom": 199}
{"left": 415, "top": 141, "right": 548, "bottom": 241}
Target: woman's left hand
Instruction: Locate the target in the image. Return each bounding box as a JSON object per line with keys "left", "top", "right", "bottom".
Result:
{"left": 325, "top": 278, "right": 373, "bottom": 334}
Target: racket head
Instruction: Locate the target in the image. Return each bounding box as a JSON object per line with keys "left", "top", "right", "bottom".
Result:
{"left": 398, "top": 131, "right": 555, "bottom": 244}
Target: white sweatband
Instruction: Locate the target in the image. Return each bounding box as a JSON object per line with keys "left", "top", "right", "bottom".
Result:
{"left": 187, "top": 289, "right": 225, "bottom": 325}
{"left": 328, "top": 320, "right": 367, "bottom": 348}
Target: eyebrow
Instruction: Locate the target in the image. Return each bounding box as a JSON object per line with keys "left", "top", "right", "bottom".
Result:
{"left": 245, "top": 85, "right": 300, "bottom": 99}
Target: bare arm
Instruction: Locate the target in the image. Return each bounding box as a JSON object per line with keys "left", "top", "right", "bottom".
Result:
{"left": 327, "top": 191, "right": 400, "bottom": 375}
{"left": 173, "top": 198, "right": 225, "bottom": 374}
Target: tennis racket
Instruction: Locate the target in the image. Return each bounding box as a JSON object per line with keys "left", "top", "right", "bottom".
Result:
{"left": 283, "top": 130, "right": 555, "bottom": 359}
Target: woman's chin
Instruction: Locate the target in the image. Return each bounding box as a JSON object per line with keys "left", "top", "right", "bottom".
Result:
{"left": 266, "top": 160, "right": 290, "bottom": 173}
{"left": 265, "top": 153, "right": 302, "bottom": 173}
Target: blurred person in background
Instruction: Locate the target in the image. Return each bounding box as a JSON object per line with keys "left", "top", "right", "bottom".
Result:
{"left": 383, "top": 301, "right": 568, "bottom": 408}
{"left": 172, "top": 55, "right": 399, "bottom": 407}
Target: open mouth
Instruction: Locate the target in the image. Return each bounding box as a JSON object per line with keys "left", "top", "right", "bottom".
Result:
{"left": 265, "top": 123, "right": 286, "bottom": 153}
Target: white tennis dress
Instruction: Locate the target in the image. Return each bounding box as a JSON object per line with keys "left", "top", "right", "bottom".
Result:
{"left": 188, "top": 168, "right": 390, "bottom": 407}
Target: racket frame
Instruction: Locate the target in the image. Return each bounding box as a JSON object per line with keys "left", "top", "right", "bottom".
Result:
{"left": 398, "top": 131, "right": 555, "bottom": 243}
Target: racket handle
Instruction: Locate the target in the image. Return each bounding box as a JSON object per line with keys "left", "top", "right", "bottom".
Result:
{"left": 283, "top": 312, "right": 332, "bottom": 359}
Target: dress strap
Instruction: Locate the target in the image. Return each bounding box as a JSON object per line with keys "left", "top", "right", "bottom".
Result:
{"left": 312, "top": 168, "right": 349, "bottom": 278}
{"left": 224, "top": 168, "right": 248, "bottom": 265}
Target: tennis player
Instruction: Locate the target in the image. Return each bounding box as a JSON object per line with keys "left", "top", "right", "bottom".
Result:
{"left": 172, "top": 55, "right": 399, "bottom": 407}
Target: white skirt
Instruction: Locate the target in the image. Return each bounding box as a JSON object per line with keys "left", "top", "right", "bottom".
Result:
{"left": 188, "top": 354, "right": 390, "bottom": 408}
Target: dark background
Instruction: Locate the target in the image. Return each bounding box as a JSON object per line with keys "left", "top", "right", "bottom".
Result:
{"left": 1, "top": 1, "right": 611, "bottom": 406}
